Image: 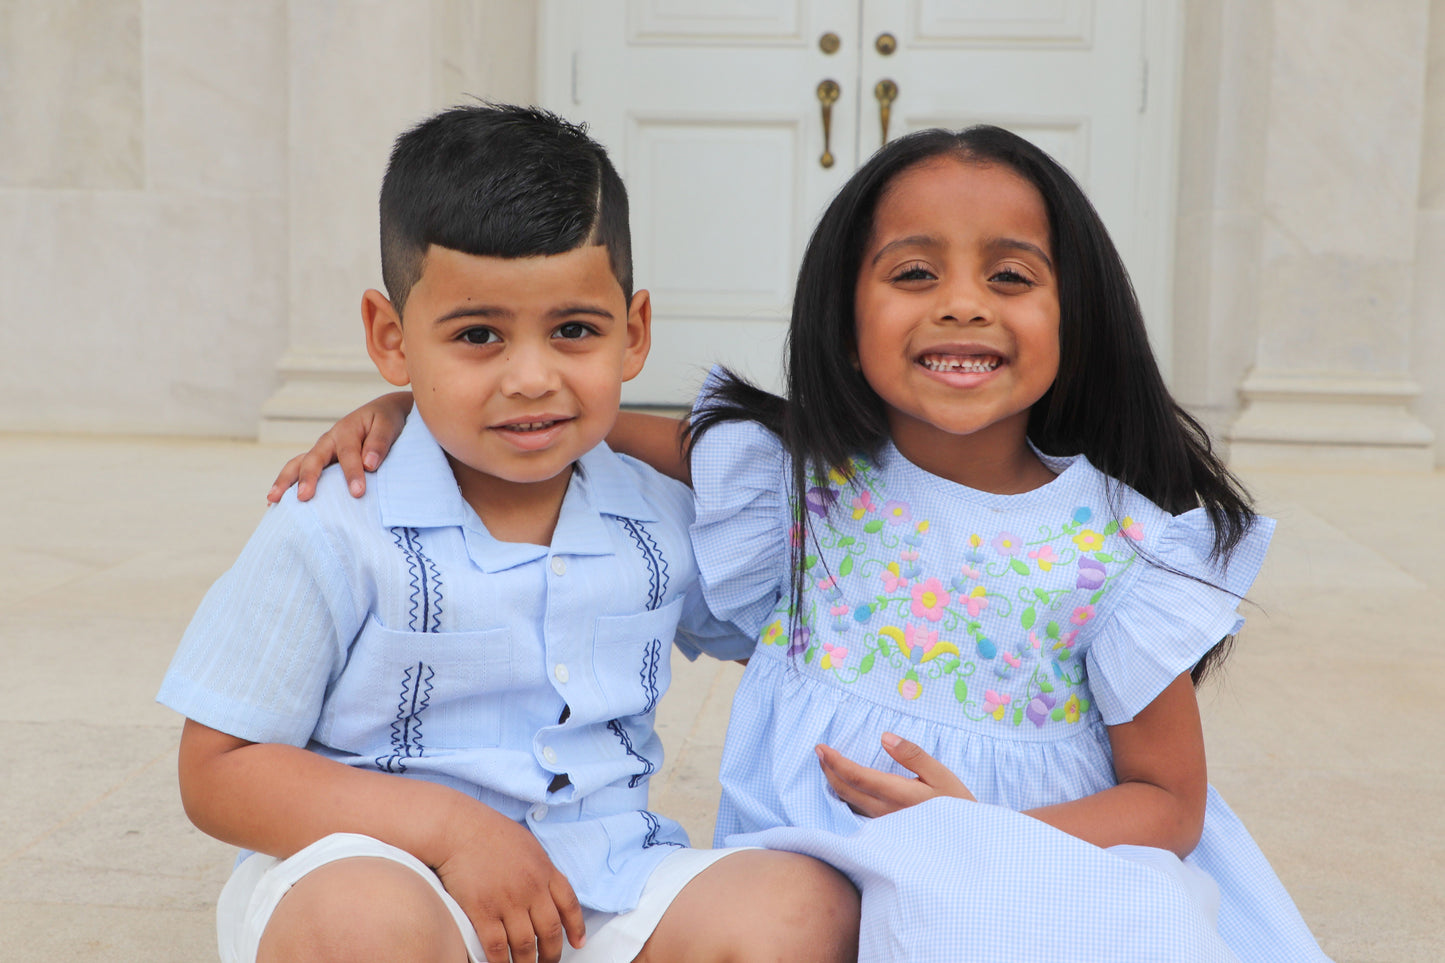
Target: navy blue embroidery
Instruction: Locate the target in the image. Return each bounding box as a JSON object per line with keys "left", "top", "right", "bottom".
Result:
{"left": 608, "top": 719, "right": 655, "bottom": 788}
{"left": 618, "top": 519, "right": 669, "bottom": 610}
{"left": 641, "top": 810, "right": 682, "bottom": 849}
{"left": 393, "top": 527, "right": 443, "bottom": 632}
{"left": 639, "top": 637, "right": 663, "bottom": 714}
{"left": 376, "top": 661, "right": 434, "bottom": 773}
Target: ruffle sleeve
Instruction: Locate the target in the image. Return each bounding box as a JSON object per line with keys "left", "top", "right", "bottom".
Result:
{"left": 688, "top": 373, "right": 792, "bottom": 639}
{"left": 1086, "top": 508, "right": 1275, "bottom": 724}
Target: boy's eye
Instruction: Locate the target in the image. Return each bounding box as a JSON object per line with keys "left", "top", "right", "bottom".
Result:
{"left": 459, "top": 327, "right": 500, "bottom": 345}
{"left": 554, "top": 321, "right": 596, "bottom": 340}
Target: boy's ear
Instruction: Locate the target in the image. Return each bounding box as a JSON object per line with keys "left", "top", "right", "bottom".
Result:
{"left": 621, "top": 288, "right": 652, "bottom": 383}
{"left": 362, "top": 289, "right": 411, "bottom": 387}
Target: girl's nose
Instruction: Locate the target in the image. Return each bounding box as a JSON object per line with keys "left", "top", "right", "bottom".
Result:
{"left": 937, "top": 277, "right": 991, "bottom": 325}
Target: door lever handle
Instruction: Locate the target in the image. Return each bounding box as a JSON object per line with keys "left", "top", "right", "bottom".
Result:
{"left": 817, "top": 79, "right": 841, "bottom": 168}
{"left": 875, "top": 78, "right": 898, "bottom": 146}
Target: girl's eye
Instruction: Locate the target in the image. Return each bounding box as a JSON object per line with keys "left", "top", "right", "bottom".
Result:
{"left": 889, "top": 263, "right": 936, "bottom": 283}
{"left": 991, "top": 269, "right": 1034, "bottom": 286}
{"left": 459, "top": 327, "right": 500, "bottom": 345}
{"left": 554, "top": 321, "right": 596, "bottom": 340}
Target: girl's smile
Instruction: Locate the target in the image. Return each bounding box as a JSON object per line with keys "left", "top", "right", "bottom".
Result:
{"left": 854, "top": 156, "right": 1060, "bottom": 491}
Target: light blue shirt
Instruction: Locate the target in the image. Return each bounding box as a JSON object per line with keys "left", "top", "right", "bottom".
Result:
{"left": 158, "top": 410, "right": 753, "bottom": 913}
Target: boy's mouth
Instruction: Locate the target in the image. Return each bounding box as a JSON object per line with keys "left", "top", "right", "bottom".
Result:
{"left": 919, "top": 352, "right": 1002, "bottom": 373}
{"left": 499, "top": 419, "right": 565, "bottom": 433}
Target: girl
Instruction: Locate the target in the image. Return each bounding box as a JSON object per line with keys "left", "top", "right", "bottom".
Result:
{"left": 276, "top": 126, "right": 1329, "bottom": 961}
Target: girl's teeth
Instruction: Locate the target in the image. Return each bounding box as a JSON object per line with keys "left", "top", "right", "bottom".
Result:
{"left": 922, "top": 356, "right": 1000, "bottom": 373}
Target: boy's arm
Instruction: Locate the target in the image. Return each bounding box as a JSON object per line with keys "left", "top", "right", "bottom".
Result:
{"left": 607, "top": 411, "right": 690, "bottom": 485}
{"left": 179, "top": 719, "right": 586, "bottom": 962}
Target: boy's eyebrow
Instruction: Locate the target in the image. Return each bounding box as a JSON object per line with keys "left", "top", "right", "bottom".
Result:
{"left": 432, "top": 303, "right": 616, "bottom": 324}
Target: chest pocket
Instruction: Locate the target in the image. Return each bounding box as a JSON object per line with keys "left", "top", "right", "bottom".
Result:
{"left": 591, "top": 596, "right": 684, "bottom": 719}
{"left": 321, "top": 616, "right": 513, "bottom": 767}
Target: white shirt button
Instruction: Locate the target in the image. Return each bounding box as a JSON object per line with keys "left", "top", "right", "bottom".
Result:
{"left": 554, "top": 663, "right": 570, "bottom": 684}
{"left": 542, "top": 746, "right": 558, "bottom": 764}
{"left": 530, "top": 804, "right": 548, "bottom": 821}
{"left": 550, "top": 556, "right": 567, "bottom": 576}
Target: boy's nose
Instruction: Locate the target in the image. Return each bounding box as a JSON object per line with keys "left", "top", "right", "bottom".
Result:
{"left": 499, "top": 343, "right": 561, "bottom": 397}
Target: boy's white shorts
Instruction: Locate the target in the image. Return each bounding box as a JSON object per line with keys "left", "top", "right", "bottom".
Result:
{"left": 216, "top": 833, "right": 753, "bottom": 963}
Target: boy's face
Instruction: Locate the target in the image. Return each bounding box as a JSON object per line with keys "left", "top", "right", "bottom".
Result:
{"left": 363, "top": 244, "right": 650, "bottom": 501}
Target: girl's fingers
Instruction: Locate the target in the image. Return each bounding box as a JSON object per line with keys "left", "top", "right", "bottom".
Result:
{"left": 880, "top": 733, "right": 976, "bottom": 801}
{"left": 816, "top": 745, "right": 910, "bottom": 816}
{"left": 267, "top": 454, "right": 306, "bottom": 503}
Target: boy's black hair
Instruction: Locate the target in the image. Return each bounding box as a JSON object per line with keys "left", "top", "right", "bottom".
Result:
{"left": 379, "top": 103, "right": 632, "bottom": 314}
{"left": 689, "top": 125, "right": 1256, "bottom": 686}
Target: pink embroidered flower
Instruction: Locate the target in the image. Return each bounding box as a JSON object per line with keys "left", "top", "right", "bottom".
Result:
{"left": 959, "top": 584, "right": 989, "bottom": 617}
{"left": 959, "top": 562, "right": 981, "bottom": 580}
{"left": 900, "top": 548, "right": 920, "bottom": 563}
{"left": 850, "top": 490, "right": 877, "bottom": 520}
{"left": 983, "top": 689, "right": 1012, "bottom": 720}
{"left": 820, "top": 641, "right": 847, "bottom": 670}
{"left": 903, "top": 623, "right": 939, "bottom": 659}
{"left": 1072, "top": 528, "right": 1104, "bottom": 552}
{"left": 1052, "top": 629, "right": 1080, "bottom": 651}
{"left": 898, "top": 675, "right": 923, "bottom": 700}
{"left": 1027, "top": 544, "right": 1059, "bottom": 572}
{"left": 992, "top": 531, "right": 1022, "bottom": 556}
{"left": 1121, "top": 515, "right": 1144, "bottom": 541}
{"left": 880, "top": 562, "right": 909, "bottom": 592}
{"left": 883, "top": 500, "right": 912, "bottom": 525}
{"left": 817, "top": 575, "right": 837, "bottom": 591}
{"left": 1002, "top": 651, "right": 1021, "bottom": 669}
{"left": 910, "top": 578, "right": 950, "bottom": 621}
{"left": 829, "top": 602, "right": 849, "bottom": 617}
{"left": 1028, "top": 630, "right": 1043, "bottom": 651}
{"left": 789, "top": 522, "right": 803, "bottom": 548}
{"left": 1070, "top": 605, "right": 1095, "bottom": 626}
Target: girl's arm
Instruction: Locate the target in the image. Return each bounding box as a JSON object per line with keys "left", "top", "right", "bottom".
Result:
{"left": 267, "top": 392, "right": 413, "bottom": 503}
{"left": 817, "top": 671, "right": 1207, "bottom": 858}
{"left": 267, "top": 399, "right": 692, "bottom": 501}
{"left": 179, "top": 718, "right": 586, "bottom": 960}
{"left": 607, "top": 411, "right": 690, "bottom": 485}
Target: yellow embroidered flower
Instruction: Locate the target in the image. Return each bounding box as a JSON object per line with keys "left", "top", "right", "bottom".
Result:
{"left": 761, "top": 620, "right": 785, "bottom": 647}
{"left": 1064, "top": 694, "right": 1082, "bottom": 723}
{"left": 1072, "top": 529, "right": 1104, "bottom": 552}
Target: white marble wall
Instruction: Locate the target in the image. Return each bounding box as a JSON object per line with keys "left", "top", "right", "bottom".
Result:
{"left": 0, "top": 0, "right": 289, "bottom": 436}
{"left": 1413, "top": 1, "right": 1445, "bottom": 458}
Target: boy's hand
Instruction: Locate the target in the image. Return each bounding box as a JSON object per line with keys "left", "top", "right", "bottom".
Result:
{"left": 816, "top": 733, "right": 975, "bottom": 817}
{"left": 434, "top": 806, "right": 586, "bottom": 963}
{"left": 267, "top": 391, "right": 413, "bottom": 503}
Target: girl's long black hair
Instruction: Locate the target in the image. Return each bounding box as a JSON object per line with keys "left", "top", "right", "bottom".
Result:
{"left": 688, "top": 126, "right": 1256, "bottom": 685}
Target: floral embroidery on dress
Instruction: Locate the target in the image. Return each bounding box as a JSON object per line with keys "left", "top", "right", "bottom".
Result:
{"left": 762, "top": 454, "right": 1137, "bottom": 730}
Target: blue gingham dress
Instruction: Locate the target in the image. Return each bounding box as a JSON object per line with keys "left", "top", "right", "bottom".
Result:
{"left": 690, "top": 413, "right": 1331, "bottom": 962}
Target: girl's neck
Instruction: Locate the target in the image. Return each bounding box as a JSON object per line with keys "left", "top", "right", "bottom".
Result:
{"left": 887, "top": 413, "right": 1055, "bottom": 494}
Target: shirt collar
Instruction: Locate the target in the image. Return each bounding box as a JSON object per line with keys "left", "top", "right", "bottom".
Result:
{"left": 375, "top": 409, "right": 659, "bottom": 572}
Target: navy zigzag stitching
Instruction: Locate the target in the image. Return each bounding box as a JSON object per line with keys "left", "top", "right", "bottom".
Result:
{"left": 640, "top": 810, "right": 681, "bottom": 849}
{"left": 376, "top": 661, "right": 434, "bottom": 773}
{"left": 618, "top": 519, "right": 669, "bottom": 610}
{"left": 393, "top": 528, "right": 444, "bottom": 632}
{"left": 607, "top": 719, "right": 655, "bottom": 788}
{"left": 639, "top": 638, "right": 662, "bottom": 714}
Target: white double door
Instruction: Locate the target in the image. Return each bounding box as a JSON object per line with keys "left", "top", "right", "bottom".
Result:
{"left": 539, "top": 1, "right": 1179, "bottom": 404}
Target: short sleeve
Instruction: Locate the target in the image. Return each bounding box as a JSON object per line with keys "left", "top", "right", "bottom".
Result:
{"left": 155, "top": 492, "right": 363, "bottom": 745}
{"left": 1085, "top": 509, "right": 1275, "bottom": 724}
{"left": 688, "top": 374, "right": 792, "bottom": 640}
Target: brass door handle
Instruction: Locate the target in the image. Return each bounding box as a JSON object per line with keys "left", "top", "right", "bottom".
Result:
{"left": 817, "top": 79, "right": 840, "bottom": 168}
{"left": 875, "top": 78, "right": 898, "bottom": 146}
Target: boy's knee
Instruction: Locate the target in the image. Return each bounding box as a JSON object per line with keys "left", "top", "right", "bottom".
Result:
{"left": 258, "top": 857, "right": 465, "bottom": 963}
{"left": 759, "top": 852, "right": 860, "bottom": 960}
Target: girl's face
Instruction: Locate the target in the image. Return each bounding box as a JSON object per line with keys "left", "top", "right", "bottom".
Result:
{"left": 853, "top": 156, "right": 1059, "bottom": 484}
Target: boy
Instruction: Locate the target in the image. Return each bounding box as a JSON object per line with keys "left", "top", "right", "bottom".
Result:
{"left": 158, "top": 104, "right": 858, "bottom": 963}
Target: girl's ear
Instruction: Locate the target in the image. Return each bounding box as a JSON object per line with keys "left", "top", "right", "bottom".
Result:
{"left": 362, "top": 289, "right": 411, "bottom": 387}
{"left": 621, "top": 288, "right": 653, "bottom": 382}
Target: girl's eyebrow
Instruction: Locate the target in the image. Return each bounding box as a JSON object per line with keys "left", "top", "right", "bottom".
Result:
{"left": 984, "top": 236, "right": 1055, "bottom": 272}
{"left": 869, "top": 234, "right": 941, "bottom": 265}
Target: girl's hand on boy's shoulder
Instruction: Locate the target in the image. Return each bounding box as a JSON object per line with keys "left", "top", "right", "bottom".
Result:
{"left": 433, "top": 803, "right": 586, "bottom": 963}
{"left": 815, "top": 734, "right": 975, "bottom": 818}
{"left": 266, "top": 391, "right": 413, "bottom": 504}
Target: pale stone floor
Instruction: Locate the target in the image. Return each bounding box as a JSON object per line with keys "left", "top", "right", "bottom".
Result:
{"left": 0, "top": 432, "right": 1441, "bottom": 961}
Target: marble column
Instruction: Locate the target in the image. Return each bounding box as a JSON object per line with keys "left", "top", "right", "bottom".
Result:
{"left": 1225, "top": 0, "right": 1436, "bottom": 469}
{"left": 259, "top": 0, "right": 537, "bottom": 442}
{"left": 1410, "top": 0, "right": 1445, "bottom": 456}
